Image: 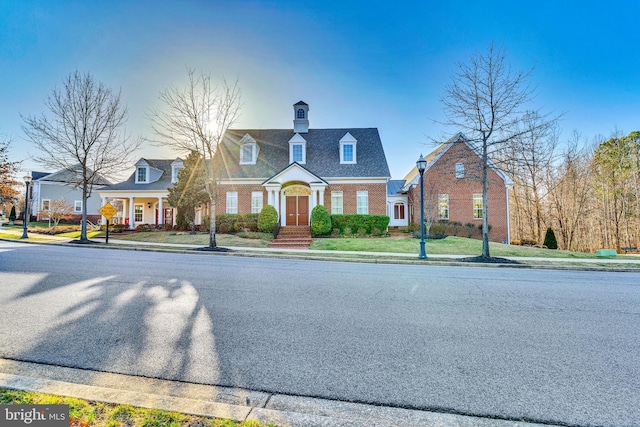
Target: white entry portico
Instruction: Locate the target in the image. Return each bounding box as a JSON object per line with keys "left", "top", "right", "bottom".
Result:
{"left": 262, "top": 162, "right": 327, "bottom": 226}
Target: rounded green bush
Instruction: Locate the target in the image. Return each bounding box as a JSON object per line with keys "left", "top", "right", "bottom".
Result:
{"left": 258, "top": 204, "right": 278, "bottom": 233}
{"left": 310, "top": 205, "right": 332, "bottom": 236}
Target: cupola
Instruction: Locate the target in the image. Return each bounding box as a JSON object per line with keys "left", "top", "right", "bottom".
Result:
{"left": 293, "top": 101, "right": 309, "bottom": 133}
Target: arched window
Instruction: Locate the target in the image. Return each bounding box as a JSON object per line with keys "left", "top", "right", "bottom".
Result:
{"left": 296, "top": 108, "right": 305, "bottom": 119}
{"left": 394, "top": 201, "right": 405, "bottom": 220}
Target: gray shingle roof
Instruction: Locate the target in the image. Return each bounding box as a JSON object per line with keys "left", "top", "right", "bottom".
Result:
{"left": 215, "top": 128, "right": 391, "bottom": 180}
{"left": 387, "top": 180, "right": 407, "bottom": 195}
{"left": 103, "top": 159, "right": 175, "bottom": 191}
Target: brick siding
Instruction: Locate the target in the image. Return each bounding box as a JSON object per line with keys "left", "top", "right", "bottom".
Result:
{"left": 410, "top": 142, "right": 510, "bottom": 243}
{"left": 217, "top": 182, "right": 387, "bottom": 216}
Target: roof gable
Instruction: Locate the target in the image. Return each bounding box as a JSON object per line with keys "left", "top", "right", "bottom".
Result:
{"left": 402, "top": 133, "right": 513, "bottom": 189}
{"left": 263, "top": 162, "right": 327, "bottom": 185}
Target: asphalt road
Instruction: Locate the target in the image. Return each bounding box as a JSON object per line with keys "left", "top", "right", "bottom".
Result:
{"left": 1, "top": 241, "right": 639, "bottom": 427}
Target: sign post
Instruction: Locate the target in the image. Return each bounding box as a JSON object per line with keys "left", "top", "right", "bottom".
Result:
{"left": 98, "top": 202, "right": 118, "bottom": 244}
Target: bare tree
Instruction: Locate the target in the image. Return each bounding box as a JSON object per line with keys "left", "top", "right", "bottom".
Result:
{"left": 22, "top": 70, "right": 139, "bottom": 242}
{"left": 548, "top": 133, "right": 593, "bottom": 251}
{"left": 147, "top": 68, "right": 241, "bottom": 249}
{"left": 48, "top": 198, "right": 74, "bottom": 230}
{"left": 441, "top": 42, "right": 538, "bottom": 258}
{"left": 504, "top": 112, "right": 560, "bottom": 244}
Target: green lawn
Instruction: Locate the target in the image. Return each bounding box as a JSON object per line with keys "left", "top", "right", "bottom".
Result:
{"left": 0, "top": 388, "right": 269, "bottom": 427}
{"left": 112, "top": 231, "right": 596, "bottom": 258}
{"left": 113, "top": 231, "right": 272, "bottom": 248}
{"left": 310, "top": 235, "right": 596, "bottom": 258}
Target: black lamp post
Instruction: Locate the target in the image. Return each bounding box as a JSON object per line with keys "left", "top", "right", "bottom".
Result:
{"left": 21, "top": 174, "right": 32, "bottom": 239}
{"left": 417, "top": 155, "right": 427, "bottom": 259}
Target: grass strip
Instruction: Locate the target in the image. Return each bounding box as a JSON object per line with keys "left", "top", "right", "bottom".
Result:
{"left": 0, "top": 388, "right": 271, "bottom": 427}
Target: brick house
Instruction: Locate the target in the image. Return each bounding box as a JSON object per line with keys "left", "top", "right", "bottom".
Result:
{"left": 213, "top": 101, "right": 391, "bottom": 227}
{"left": 399, "top": 133, "right": 513, "bottom": 243}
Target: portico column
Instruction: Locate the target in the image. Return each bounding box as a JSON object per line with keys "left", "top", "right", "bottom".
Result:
{"left": 158, "top": 197, "right": 163, "bottom": 225}
{"left": 129, "top": 197, "right": 135, "bottom": 230}
{"left": 319, "top": 189, "right": 325, "bottom": 206}
{"left": 267, "top": 190, "right": 273, "bottom": 206}
{"left": 274, "top": 189, "right": 281, "bottom": 217}
{"left": 312, "top": 189, "right": 318, "bottom": 208}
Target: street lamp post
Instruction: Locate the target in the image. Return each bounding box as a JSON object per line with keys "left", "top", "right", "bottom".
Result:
{"left": 417, "top": 155, "right": 427, "bottom": 259}
{"left": 21, "top": 174, "right": 32, "bottom": 239}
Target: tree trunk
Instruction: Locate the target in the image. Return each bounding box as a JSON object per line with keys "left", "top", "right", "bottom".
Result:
{"left": 81, "top": 185, "right": 88, "bottom": 241}
{"left": 482, "top": 142, "right": 490, "bottom": 258}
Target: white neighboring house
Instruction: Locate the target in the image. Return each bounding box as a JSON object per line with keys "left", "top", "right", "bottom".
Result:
{"left": 386, "top": 179, "right": 409, "bottom": 227}
{"left": 96, "top": 158, "right": 183, "bottom": 229}
{"left": 30, "top": 167, "right": 111, "bottom": 223}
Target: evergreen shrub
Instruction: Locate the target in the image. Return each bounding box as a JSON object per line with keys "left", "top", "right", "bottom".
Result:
{"left": 310, "top": 205, "right": 332, "bottom": 236}
{"left": 543, "top": 227, "right": 558, "bottom": 249}
{"left": 258, "top": 205, "right": 278, "bottom": 233}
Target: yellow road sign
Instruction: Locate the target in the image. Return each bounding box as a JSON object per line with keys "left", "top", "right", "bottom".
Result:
{"left": 98, "top": 202, "right": 118, "bottom": 220}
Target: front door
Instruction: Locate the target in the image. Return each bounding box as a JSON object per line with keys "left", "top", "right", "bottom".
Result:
{"left": 286, "top": 195, "right": 309, "bottom": 226}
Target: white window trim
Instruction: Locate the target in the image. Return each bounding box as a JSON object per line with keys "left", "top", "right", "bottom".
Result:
{"left": 226, "top": 191, "right": 238, "bottom": 214}
{"left": 240, "top": 143, "right": 258, "bottom": 165}
{"left": 340, "top": 142, "right": 357, "bottom": 164}
{"left": 473, "top": 193, "right": 483, "bottom": 219}
{"left": 290, "top": 143, "right": 306, "bottom": 164}
{"left": 136, "top": 166, "right": 149, "bottom": 183}
{"left": 439, "top": 194, "right": 449, "bottom": 220}
{"left": 134, "top": 203, "right": 144, "bottom": 222}
{"left": 455, "top": 163, "right": 465, "bottom": 179}
{"left": 171, "top": 166, "right": 181, "bottom": 183}
{"left": 41, "top": 199, "right": 51, "bottom": 212}
{"left": 251, "top": 191, "right": 263, "bottom": 214}
{"left": 331, "top": 191, "right": 343, "bottom": 215}
{"left": 74, "top": 200, "right": 83, "bottom": 213}
{"left": 339, "top": 132, "right": 357, "bottom": 164}
{"left": 356, "top": 190, "right": 368, "bottom": 215}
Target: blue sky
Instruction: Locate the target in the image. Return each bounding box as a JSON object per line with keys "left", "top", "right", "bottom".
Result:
{"left": 1, "top": 0, "right": 639, "bottom": 180}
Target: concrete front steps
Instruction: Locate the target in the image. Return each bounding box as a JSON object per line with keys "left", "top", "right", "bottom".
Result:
{"left": 268, "top": 226, "right": 312, "bottom": 249}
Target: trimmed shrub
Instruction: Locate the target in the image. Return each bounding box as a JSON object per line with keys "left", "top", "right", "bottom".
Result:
{"left": 331, "top": 214, "right": 390, "bottom": 235}
{"left": 450, "top": 221, "right": 462, "bottom": 236}
{"left": 543, "top": 227, "right": 558, "bottom": 249}
{"left": 258, "top": 205, "right": 278, "bottom": 233}
{"left": 464, "top": 222, "right": 475, "bottom": 238}
{"left": 9, "top": 206, "right": 16, "bottom": 221}
{"left": 310, "top": 205, "right": 332, "bottom": 236}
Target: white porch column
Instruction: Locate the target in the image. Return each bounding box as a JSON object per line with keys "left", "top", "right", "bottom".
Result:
{"left": 158, "top": 197, "right": 164, "bottom": 225}
{"left": 312, "top": 189, "right": 318, "bottom": 208}
{"left": 267, "top": 190, "right": 273, "bottom": 206}
{"left": 319, "top": 189, "right": 325, "bottom": 206}
{"left": 129, "top": 197, "right": 135, "bottom": 230}
{"left": 274, "top": 189, "right": 281, "bottom": 217}
{"left": 279, "top": 190, "right": 286, "bottom": 226}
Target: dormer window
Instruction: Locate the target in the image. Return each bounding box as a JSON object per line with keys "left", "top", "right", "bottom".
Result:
{"left": 240, "top": 143, "right": 257, "bottom": 164}
{"left": 296, "top": 108, "right": 305, "bottom": 119}
{"left": 171, "top": 158, "right": 183, "bottom": 183}
{"left": 289, "top": 133, "right": 307, "bottom": 164}
{"left": 239, "top": 134, "right": 258, "bottom": 165}
{"left": 136, "top": 166, "right": 148, "bottom": 183}
{"left": 339, "top": 132, "right": 357, "bottom": 164}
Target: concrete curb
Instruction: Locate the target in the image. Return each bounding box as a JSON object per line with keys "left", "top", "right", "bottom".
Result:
{"left": 0, "top": 359, "right": 559, "bottom": 427}
{"left": 3, "top": 237, "right": 640, "bottom": 272}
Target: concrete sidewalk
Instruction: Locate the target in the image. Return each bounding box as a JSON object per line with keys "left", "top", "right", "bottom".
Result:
{"left": 0, "top": 358, "right": 559, "bottom": 427}
{"left": 90, "top": 236, "right": 640, "bottom": 265}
